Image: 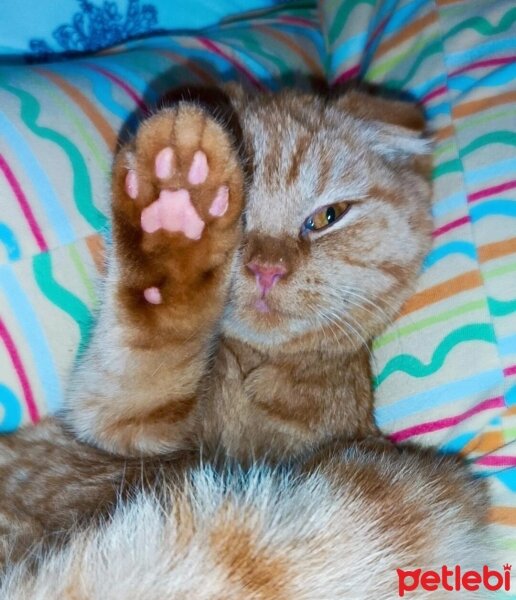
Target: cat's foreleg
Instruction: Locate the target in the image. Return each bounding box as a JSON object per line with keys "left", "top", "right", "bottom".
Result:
{"left": 64, "top": 104, "right": 244, "bottom": 456}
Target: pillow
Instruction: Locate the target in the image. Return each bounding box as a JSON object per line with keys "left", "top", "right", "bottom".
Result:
{"left": 0, "top": 2, "right": 325, "bottom": 428}
{"left": 321, "top": 0, "right": 516, "bottom": 547}
{"left": 0, "top": 0, "right": 297, "bottom": 59}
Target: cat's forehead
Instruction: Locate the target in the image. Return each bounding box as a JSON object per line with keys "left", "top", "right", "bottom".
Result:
{"left": 243, "top": 110, "right": 372, "bottom": 235}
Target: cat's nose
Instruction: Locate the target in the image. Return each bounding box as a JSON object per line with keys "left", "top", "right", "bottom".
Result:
{"left": 247, "top": 262, "right": 287, "bottom": 296}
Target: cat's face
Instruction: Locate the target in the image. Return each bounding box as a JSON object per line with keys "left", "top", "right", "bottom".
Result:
{"left": 222, "top": 89, "right": 433, "bottom": 353}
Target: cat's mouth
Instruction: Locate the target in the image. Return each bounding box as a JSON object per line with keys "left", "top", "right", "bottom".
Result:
{"left": 246, "top": 297, "right": 302, "bottom": 324}
{"left": 254, "top": 298, "right": 272, "bottom": 313}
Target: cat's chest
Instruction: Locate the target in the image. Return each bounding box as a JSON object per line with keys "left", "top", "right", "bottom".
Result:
{"left": 217, "top": 341, "right": 283, "bottom": 398}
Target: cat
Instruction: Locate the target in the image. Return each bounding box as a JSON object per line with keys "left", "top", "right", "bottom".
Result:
{"left": 0, "top": 85, "right": 491, "bottom": 598}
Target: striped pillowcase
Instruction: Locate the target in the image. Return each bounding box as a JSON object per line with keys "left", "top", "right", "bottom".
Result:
{"left": 321, "top": 0, "right": 516, "bottom": 546}
{"left": 1, "top": 0, "right": 514, "bottom": 547}
{"left": 0, "top": 4, "right": 325, "bottom": 428}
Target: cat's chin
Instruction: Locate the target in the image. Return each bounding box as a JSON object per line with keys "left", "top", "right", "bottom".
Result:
{"left": 221, "top": 303, "right": 312, "bottom": 349}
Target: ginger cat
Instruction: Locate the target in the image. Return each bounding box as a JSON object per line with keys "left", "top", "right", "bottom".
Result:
{"left": 0, "top": 86, "right": 490, "bottom": 598}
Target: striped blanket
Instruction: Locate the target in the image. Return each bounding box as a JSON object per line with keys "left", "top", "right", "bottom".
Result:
{"left": 0, "top": 0, "right": 514, "bottom": 561}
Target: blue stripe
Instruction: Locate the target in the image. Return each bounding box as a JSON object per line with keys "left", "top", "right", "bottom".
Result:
{"left": 425, "top": 100, "right": 451, "bottom": 119}
{"left": 375, "top": 368, "right": 503, "bottom": 425}
{"left": 423, "top": 241, "right": 477, "bottom": 270}
{"left": 379, "top": 0, "right": 432, "bottom": 39}
{"left": 61, "top": 64, "right": 129, "bottom": 122}
{"left": 0, "top": 264, "right": 62, "bottom": 412}
{"left": 439, "top": 432, "right": 477, "bottom": 454}
{"left": 411, "top": 74, "right": 446, "bottom": 100}
{"left": 506, "top": 384, "right": 516, "bottom": 407}
{"left": 0, "top": 223, "right": 21, "bottom": 261}
{"left": 464, "top": 156, "right": 516, "bottom": 187}
{"left": 449, "top": 63, "right": 516, "bottom": 95}
{"left": 0, "top": 111, "right": 76, "bottom": 247}
{"left": 470, "top": 200, "right": 516, "bottom": 222}
{"left": 499, "top": 335, "right": 516, "bottom": 358}
{"left": 0, "top": 384, "right": 22, "bottom": 433}
{"left": 83, "top": 60, "right": 156, "bottom": 102}
{"left": 446, "top": 38, "right": 516, "bottom": 69}
{"left": 332, "top": 33, "right": 367, "bottom": 64}
{"left": 432, "top": 190, "right": 466, "bottom": 218}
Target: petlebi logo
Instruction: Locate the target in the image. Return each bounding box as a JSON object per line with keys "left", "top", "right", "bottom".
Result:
{"left": 397, "top": 564, "right": 512, "bottom": 596}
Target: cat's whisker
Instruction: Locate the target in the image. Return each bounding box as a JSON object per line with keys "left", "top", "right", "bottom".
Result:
{"left": 305, "top": 301, "right": 347, "bottom": 352}
{"left": 322, "top": 308, "right": 361, "bottom": 354}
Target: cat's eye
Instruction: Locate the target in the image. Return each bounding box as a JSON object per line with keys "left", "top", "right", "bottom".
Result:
{"left": 302, "top": 202, "right": 351, "bottom": 234}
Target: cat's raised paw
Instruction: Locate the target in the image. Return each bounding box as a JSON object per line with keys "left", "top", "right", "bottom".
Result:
{"left": 111, "top": 104, "right": 244, "bottom": 312}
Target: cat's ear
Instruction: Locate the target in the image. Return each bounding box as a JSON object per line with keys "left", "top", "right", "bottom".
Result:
{"left": 333, "top": 89, "right": 432, "bottom": 163}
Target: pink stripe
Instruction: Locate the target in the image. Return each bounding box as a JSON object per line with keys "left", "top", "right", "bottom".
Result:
{"left": 278, "top": 16, "right": 316, "bottom": 27}
{"left": 365, "top": 15, "right": 389, "bottom": 52}
{"left": 85, "top": 64, "right": 147, "bottom": 113}
{"left": 389, "top": 396, "right": 504, "bottom": 443}
{"left": 421, "top": 84, "right": 447, "bottom": 104}
{"left": 0, "top": 318, "right": 40, "bottom": 423}
{"left": 432, "top": 215, "right": 470, "bottom": 237}
{"left": 504, "top": 364, "right": 516, "bottom": 377}
{"left": 197, "top": 38, "right": 266, "bottom": 90}
{"left": 451, "top": 56, "right": 516, "bottom": 77}
{"left": 468, "top": 179, "right": 516, "bottom": 203}
{"left": 333, "top": 64, "right": 360, "bottom": 84}
{"left": 475, "top": 455, "right": 516, "bottom": 467}
{"left": 0, "top": 154, "right": 47, "bottom": 252}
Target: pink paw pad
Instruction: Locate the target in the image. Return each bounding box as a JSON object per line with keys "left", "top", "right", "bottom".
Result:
{"left": 155, "top": 147, "right": 175, "bottom": 179}
{"left": 141, "top": 189, "right": 205, "bottom": 240}
{"left": 144, "top": 286, "right": 162, "bottom": 304}
{"left": 209, "top": 186, "right": 229, "bottom": 217}
{"left": 125, "top": 170, "right": 139, "bottom": 199}
{"left": 188, "top": 151, "right": 209, "bottom": 185}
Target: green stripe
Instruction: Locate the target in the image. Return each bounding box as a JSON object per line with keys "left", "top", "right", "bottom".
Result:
{"left": 33, "top": 252, "right": 93, "bottom": 356}
{"left": 456, "top": 107, "right": 516, "bottom": 135}
{"left": 375, "top": 323, "right": 496, "bottom": 387}
{"left": 375, "top": 39, "right": 442, "bottom": 91}
{"left": 373, "top": 299, "right": 487, "bottom": 350}
{"left": 328, "top": 0, "right": 375, "bottom": 45}
{"left": 488, "top": 296, "right": 516, "bottom": 317}
{"left": 444, "top": 7, "right": 516, "bottom": 41}
{"left": 33, "top": 74, "right": 109, "bottom": 174}
{"left": 462, "top": 130, "right": 516, "bottom": 157}
{"left": 68, "top": 245, "right": 98, "bottom": 308}
{"left": 433, "top": 130, "right": 516, "bottom": 177}
{"left": 0, "top": 77, "right": 107, "bottom": 231}
{"left": 433, "top": 140, "right": 455, "bottom": 159}
{"left": 367, "top": 33, "right": 438, "bottom": 80}
{"left": 433, "top": 158, "right": 462, "bottom": 179}
{"left": 485, "top": 261, "right": 516, "bottom": 280}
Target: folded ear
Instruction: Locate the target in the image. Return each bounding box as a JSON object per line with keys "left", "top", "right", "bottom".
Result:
{"left": 333, "top": 89, "right": 432, "bottom": 164}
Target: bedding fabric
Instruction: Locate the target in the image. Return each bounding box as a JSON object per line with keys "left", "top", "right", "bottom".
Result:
{"left": 0, "top": 0, "right": 515, "bottom": 562}
{"left": 321, "top": 0, "right": 516, "bottom": 561}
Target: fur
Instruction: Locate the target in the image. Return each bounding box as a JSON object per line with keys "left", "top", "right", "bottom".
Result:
{"left": 1, "top": 443, "right": 490, "bottom": 599}
{"left": 0, "top": 86, "right": 492, "bottom": 596}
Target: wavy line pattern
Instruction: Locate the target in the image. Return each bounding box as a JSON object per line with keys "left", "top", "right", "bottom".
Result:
{"left": 375, "top": 324, "right": 497, "bottom": 387}
{"left": 33, "top": 252, "right": 93, "bottom": 358}
{"left": 326, "top": 0, "right": 516, "bottom": 517}
{"left": 0, "top": 0, "right": 515, "bottom": 524}
{"left": 0, "top": 80, "right": 107, "bottom": 232}
{"left": 444, "top": 8, "right": 516, "bottom": 41}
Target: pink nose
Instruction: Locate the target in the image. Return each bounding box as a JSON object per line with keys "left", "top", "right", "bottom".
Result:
{"left": 247, "top": 262, "right": 287, "bottom": 296}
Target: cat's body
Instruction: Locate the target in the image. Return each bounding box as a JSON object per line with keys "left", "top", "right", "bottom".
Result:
{"left": 0, "top": 86, "right": 490, "bottom": 597}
